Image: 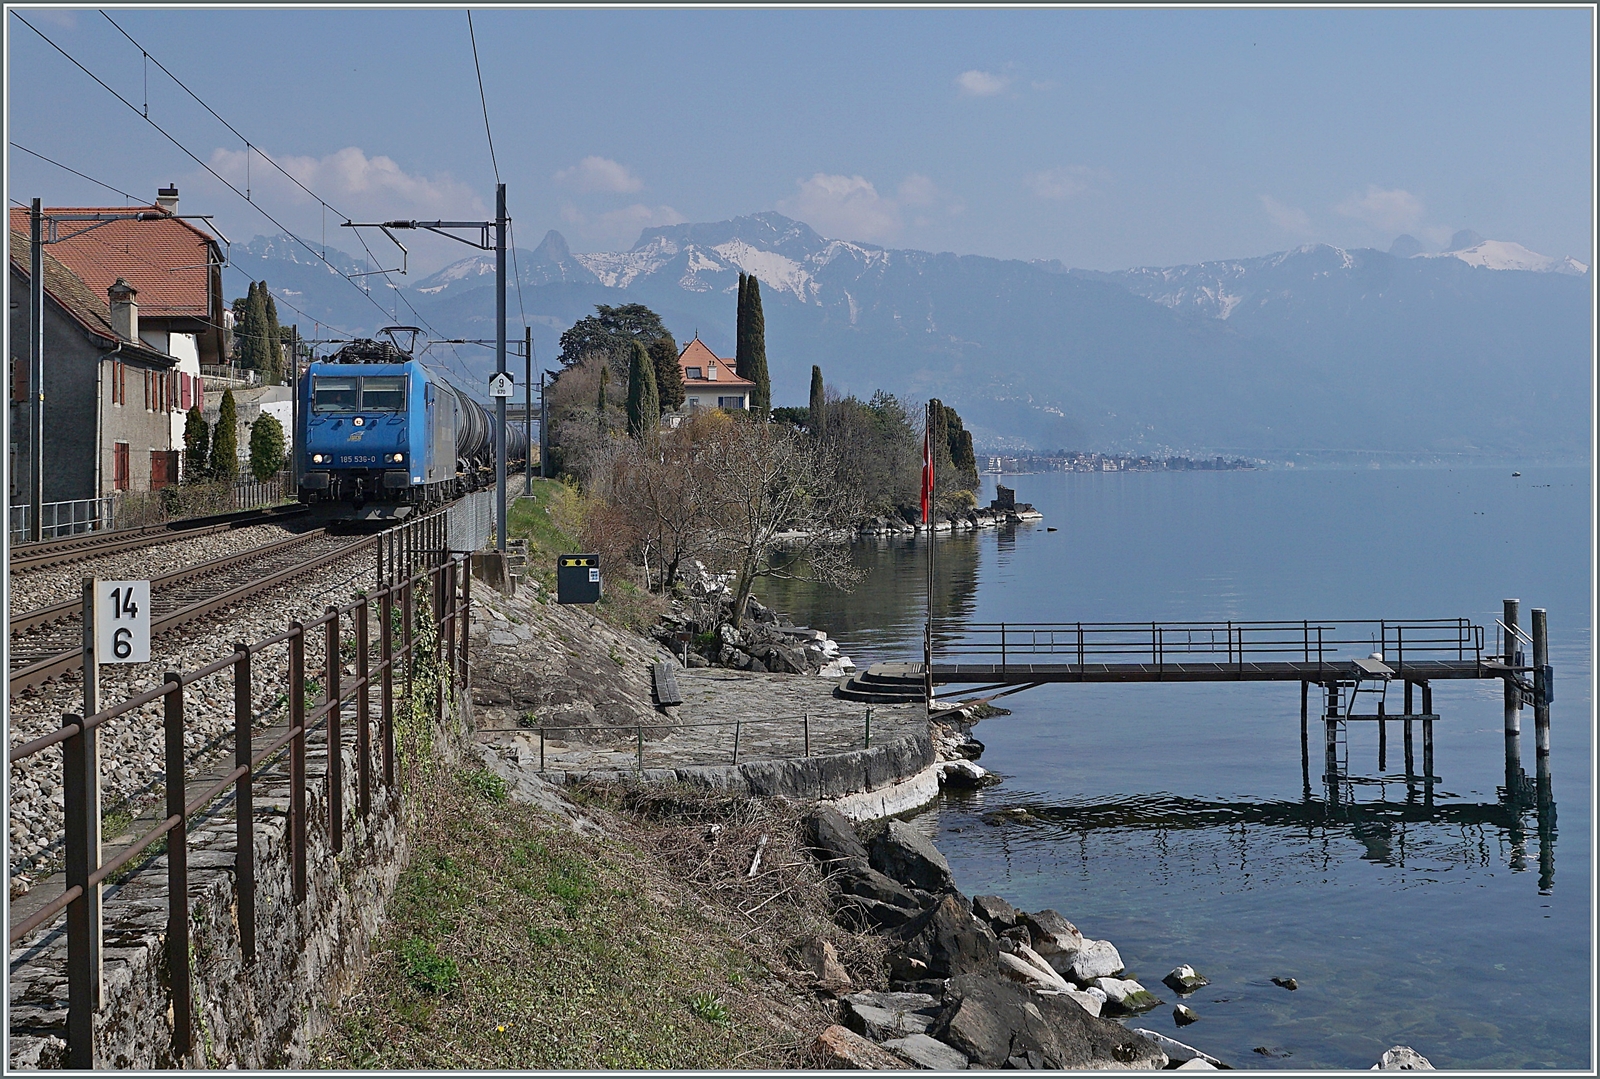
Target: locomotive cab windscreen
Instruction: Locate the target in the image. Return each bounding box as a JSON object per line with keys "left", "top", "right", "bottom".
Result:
{"left": 312, "top": 374, "right": 408, "bottom": 412}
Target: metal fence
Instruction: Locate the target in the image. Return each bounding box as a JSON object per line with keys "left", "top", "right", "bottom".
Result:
{"left": 5, "top": 508, "right": 464, "bottom": 1068}
{"left": 941, "top": 618, "right": 1485, "bottom": 675}
{"left": 8, "top": 497, "right": 118, "bottom": 541}
{"left": 492, "top": 709, "right": 883, "bottom": 773}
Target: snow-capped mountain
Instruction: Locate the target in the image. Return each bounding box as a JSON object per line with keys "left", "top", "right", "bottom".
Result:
{"left": 237, "top": 215, "right": 1591, "bottom": 457}
{"left": 1420, "top": 239, "right": 1588, "bottom": 275}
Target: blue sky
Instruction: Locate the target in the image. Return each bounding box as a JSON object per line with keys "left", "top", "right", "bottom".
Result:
{"left": 6, "top": 6, "right": 1593, "bottom": 275}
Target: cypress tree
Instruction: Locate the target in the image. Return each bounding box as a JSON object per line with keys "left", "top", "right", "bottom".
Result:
{"left": 734, "top": 272, "right": 751, "bottom": 380}
{"left": 248, "top": 412, "right": 287, "bottom": 481}
{"left": 261, "top": 283, "right": 283, "bottom": 384}
{"left": 596, "top": 366, "right": 610, "bottom": 436}
{"left": 745, "top": 276, "right": 770, "bottom": 418}
{"left": 210, "top": 389, "right": 239, "bottom": 479}
{"left": 626, "top": 339, "right": 659, "bottom": 439}
{"left": 183, "top": 405, "right": 210, "bottom": 480}
{"left": 244, "top": 282, "right": 273, "bottom": 376}
{"left": 649, "top": 337, "right": 684, "bottom": 412}
{"left": 808, "top": 365, "right": 825, "bottom": 437}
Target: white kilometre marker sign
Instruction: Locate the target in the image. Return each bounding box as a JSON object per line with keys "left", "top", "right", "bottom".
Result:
{"left": 95, "top": 580, "right": 150, "bottom": 663}
{"left": 489, "top": 372, "right": 514, "bottom": 398}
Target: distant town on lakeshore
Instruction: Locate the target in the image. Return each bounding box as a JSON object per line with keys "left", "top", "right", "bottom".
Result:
{"left": 985, "top": 452, "right": 1256, "bottom": 474}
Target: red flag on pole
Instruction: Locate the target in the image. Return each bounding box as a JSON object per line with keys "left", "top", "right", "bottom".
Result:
{"left": 921, "top": 414, "right": 934, "bottom": 524}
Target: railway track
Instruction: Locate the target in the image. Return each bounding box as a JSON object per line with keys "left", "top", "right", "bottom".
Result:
{"left": 8, "top": 528, "right": 374, "bottom": 696}
{"left": 8, "top": 504, "right": 310, "bottom": 575}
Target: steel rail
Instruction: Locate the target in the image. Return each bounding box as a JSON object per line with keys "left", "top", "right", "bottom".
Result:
{"left": 8, "top": 504, "right": 309, "bottom": 573}
{"left": 7, "top": 534, "right": 376, "bottom": 695}
{"left": 9, "top": 530, "right": 327, "bottom": 634}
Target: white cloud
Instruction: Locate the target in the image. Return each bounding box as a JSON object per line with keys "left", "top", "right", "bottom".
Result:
{"left": 209, "top": 145, "right": 486, "bottom": 219}
{"left": 553, "top": 156, "right": 644, "bottom": 194}
{"left": 1261, "top": 195, "right": 1313, "bottom": 234}
{"left": 956, "top": 69, "right": 1010, "bottom": 97}
{"left": 1023, "top": 166, "right": 1098, "bottom": 201}
{"left": 1335, "top": 185, "right": 1424, "bottom": 232}
{"left": 778, "top": 173, "right": 903, "bottom": 242}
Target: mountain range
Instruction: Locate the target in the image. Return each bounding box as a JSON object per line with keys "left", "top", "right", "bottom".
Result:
{"left": 226, "top": 213, "right": 1592, "bottom": 458}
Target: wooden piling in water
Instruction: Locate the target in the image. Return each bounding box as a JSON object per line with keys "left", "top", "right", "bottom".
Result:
{"left": 1504, "top": 599, "right": 1521, "bottom": 736}
{"left": 1532, "top": 608, "right": 1550, "bottom": 763}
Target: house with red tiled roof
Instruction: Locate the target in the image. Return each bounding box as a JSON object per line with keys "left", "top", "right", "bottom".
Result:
{"left": 9, "top": 231, "right": 183, "bottom": 511}
{"left": 9, "top": 187, "right": 227, "bottom": 462}
{"left": 677, "top": 336, "right": 756, "bottom": 412}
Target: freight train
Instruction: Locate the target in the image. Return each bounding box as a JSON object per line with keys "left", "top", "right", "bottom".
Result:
{"left": 295, "top": 332, "right": 525, "bottom": 515}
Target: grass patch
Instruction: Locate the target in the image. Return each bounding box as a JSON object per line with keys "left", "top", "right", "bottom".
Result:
{"left": 507, "top": 480, "right": 582, "bottom": 594}
{"left": 317, "top": 771, "right": 853, "bottom": 1069}
{"left": 458, "top": 767, "right": 509, "bottom": 803}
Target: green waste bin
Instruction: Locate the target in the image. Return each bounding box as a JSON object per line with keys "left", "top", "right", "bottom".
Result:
{"left": 557, "top": 553, "right": 602, "bottom": 604}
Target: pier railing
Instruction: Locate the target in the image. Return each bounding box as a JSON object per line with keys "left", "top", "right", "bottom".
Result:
{"left": 943, "top": 619, "right": 1484, "bottom": 675}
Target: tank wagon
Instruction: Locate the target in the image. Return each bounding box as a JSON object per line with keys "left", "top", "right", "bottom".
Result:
{"left": 296, "top": 335, "right": 525, "bottom": 513}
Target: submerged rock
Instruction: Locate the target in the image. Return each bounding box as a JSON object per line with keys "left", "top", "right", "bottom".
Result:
{"left": 1173, "top": 1003, "right": 1200, "bottom": 1026}
{"left": 1373, "top": 1045, "right": 1435, "bottom": 1070}
{"left": 1271, "top": 976, "right": 1299, "bottom": 991}
{"left": 1164, "top": 965, "right": 1209, "bottom": 994}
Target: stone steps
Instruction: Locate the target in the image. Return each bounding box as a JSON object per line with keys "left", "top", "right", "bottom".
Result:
{"left": 835, "top": 663, "right": 927, "bottom": 704}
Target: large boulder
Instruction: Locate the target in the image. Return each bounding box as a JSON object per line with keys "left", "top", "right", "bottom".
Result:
{"left": 836, "top": 860, "right": 925, "bottom": 911}
{"left": 870, "top": 821, "right": 955, "bottom": 893}
{"left": 931, "top": 974, "right": 1168, "bottom": 1070}
{"left": 1129, "top": 1029, "right": 1223, "bottom": 1068}
{"left": 836, "top": 895, "right": 921, "bottom": 932}
{"left": 811, "top": 1024, "right": 910, "bottom": 1069}
{"left": 997, "top": 950, "right": 1072, "bottom": 993}
{"left": 971, "top": 894, "right": 1019, "bottom": 930}
{"left": 1019, "top": 909, "right": 1083, "bottom": 956}
{"left": 887, "top": 894, "right": 999, "bottom": 983}
{"left": 1048, "top": 938, "right": 1123, "bottom": 982}
{"left": 841, "top": 991, "right": 941, "bottom": 1041}
{"left": 806, "top": 807, "right": 870, "bottom": 865}
{"left": 1090, "top": 976, "right": 1161, "bottom": 1015}
{"left": 883, "top": 1033, "right": 970, "bottom": 1070}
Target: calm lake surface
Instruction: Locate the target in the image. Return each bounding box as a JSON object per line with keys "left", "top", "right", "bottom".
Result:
{"left": 761, "top": 466, "right": 1592, "bottom": 1070}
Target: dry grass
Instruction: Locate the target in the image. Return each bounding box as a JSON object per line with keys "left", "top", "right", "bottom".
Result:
{"left": 316, "top": 771, "right": 875, "bottom": 1069}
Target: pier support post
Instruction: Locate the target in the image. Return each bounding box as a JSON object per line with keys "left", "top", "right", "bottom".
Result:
{"left": 1323, "top": 716, "right": 1339, "bottom": 782}
{"left": 1404, "top": 679, "right": 1413, "bottom": 715}
{"left": 1504, "top": 599, "right": 1522, "bottom": 736}
{"left": 1378, "top": 699, "right": 1387, "bottom": 772}
{"left": 1422, "top": 716, "right": 1434, "bottom": 779}
{"left": 1299, "top": 682, "right": 1309, "bottom": 794}
{"left": 1532, "top": 608, "right": 1550, "bottom": 767}
{"left": 1324, "top": 682, "right": 1338, "bottom": 718}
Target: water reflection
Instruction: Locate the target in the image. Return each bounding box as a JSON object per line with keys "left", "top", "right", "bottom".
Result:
{"left": 963, "top": 765, "right": 1556, "bottom": 890}
{"left": 758, "top": 533, "right": 982, "bottom": 660}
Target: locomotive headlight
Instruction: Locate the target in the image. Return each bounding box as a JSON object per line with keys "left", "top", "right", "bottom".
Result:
{"left": 389, "top": 452, "right": 405, "bottom": 463}
{"left": 312, "top": 454, "right": 325, "bottom": 464}
{"left": 353, "top": 416, "right": 365, "bottom": 427}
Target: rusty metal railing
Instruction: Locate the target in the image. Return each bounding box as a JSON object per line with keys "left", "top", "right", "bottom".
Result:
{"left": 6, "top": 506, "right": 469, "bottom": 1068}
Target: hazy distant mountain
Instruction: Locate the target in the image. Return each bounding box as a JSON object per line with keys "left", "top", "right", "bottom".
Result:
{"left": 235, "top": 215, "right": 1591, "bottom": 458}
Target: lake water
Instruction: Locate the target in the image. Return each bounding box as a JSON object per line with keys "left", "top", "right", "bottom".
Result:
{"left": 760, "top": 465, "right": 1592, "bottom": 1070}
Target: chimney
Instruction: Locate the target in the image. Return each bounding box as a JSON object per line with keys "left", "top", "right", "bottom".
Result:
{"left": 156, "top": 185, "right": 179, "bottom": 214}
{"left": 108, "top": 278, "right": 138, "bottom": 342}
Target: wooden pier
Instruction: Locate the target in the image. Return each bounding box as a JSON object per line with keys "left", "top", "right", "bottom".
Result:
{"left": 878, "top": 605, "right": 1554, "bottom": 803}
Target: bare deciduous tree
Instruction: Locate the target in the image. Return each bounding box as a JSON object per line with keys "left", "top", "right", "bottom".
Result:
{"left": 699, "top": 420, "right": 864, "bottom": 627}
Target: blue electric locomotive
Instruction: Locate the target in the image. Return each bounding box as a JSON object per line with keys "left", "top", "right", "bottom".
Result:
{"left": 296, "top": 333, "right": 520, "bottom": 512}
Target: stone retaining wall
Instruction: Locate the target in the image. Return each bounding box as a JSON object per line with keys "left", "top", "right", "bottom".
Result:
{"left": 537, "top": 728, "right": 936, "bottom": 814}
{"left": 8, "top": 689, "right": 472, "bottom": 1069}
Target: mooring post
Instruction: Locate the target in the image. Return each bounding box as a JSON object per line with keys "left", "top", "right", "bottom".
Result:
{"left": 1404, "top": 714, "right": 1415, "bottom": 777}
{"left": 1404, "top": 679, "right": 1414, "bottom": 715}
{"left": 1423, "top": 715, "right": 1435, "bottom": 779}
{"left": 1532, "top": 607, "right": 1550, "bottom": 762}
{"left": 1504, "top": 598, "right": 1521, "bottom": 736}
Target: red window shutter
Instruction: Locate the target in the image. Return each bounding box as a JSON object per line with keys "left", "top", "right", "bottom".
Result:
{"left": 181, "top": 373, "right": 190, "bottom": 411}
{"left": 10, "top": 356, "right": 24, "bottom": 404}
{"left": 113, "top": 442, "right": 130, "bottom": 491}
